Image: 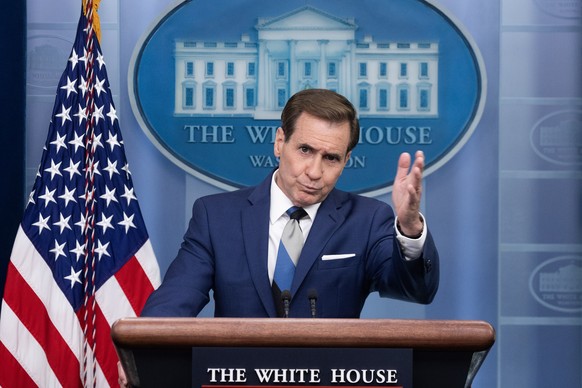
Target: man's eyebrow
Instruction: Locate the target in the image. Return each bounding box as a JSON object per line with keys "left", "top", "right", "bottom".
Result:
{"left": 325, "top": 152, "right": 343, "bottom": 160}
{"left": 297, "top": 143, "right": 344, "bottom": 161}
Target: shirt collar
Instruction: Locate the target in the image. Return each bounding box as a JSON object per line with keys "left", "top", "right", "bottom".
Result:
{"left": 270, "top": 171, "right": 320, "bottom": 224}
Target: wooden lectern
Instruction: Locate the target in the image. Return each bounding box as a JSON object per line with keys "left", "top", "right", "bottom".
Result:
{"left": 112, "top": 318, "right": 495, "bottom": 388}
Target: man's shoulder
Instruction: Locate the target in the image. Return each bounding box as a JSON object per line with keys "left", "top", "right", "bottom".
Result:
{"left": 196, "top": 172, "right": 272, "bottom": 207}
{"left": 197, "top": 185, "right": 255, "bottom": 205}
{"left": 330, "top": 188, "right": 391, "bottom": 212}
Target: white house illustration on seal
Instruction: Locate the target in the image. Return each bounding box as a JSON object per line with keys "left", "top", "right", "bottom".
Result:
{"left": 174, "top": 6, "right": 439, "bottom": 120}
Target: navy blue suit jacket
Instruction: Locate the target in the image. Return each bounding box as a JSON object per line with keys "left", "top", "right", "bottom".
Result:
{"left": 141, "top": 172, "right": 439, "bottom": 318}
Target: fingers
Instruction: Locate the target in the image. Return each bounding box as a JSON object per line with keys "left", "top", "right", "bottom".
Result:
{"left": 413, "top": 150, "right": 425, "bottom": 172}
{"left": 118, "top": 361, "right": 128, "bottom": 387}
{"left": 396, "top": 151, "right": 424, "bottom": 181}
{"left": 396, "top": 152, "right": 424, "bottom": 231}
{"left": 407, "top": 180, "right": 421, "bottom": 209}
{"left": 395, "top": 152, "right": 412, "bottom": 181}
{"left": 397, "top": 151, "right": 424, "bottom": 170}
{"left": 410, "top": 152, "right": 424, "bottom": 199}
{"left": 396, "top": 151, "right": 423, "bottom": 209}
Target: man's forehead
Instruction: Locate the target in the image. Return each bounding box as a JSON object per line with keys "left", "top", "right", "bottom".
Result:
{"left": 292, "top": 124, "right": 350, "bottom": 156}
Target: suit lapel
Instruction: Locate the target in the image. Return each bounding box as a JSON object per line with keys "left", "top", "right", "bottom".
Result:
{"left": 291, "top": 189, "right": 347, "bottom": 294}
{"left": 242, "top": 174, "right": 277, "bottom": 317}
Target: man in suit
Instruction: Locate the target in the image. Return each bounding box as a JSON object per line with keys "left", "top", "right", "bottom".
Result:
{"left": 140, "top": 88, "right": 439, "bottom": 319}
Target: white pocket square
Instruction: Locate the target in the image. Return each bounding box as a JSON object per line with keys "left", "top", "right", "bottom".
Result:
{"left": 321, "top": 253, "right": 356, "bottom": 261}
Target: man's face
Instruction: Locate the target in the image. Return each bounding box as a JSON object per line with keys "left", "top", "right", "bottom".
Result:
{"left": 274, "top": 112, "right": 352, "bottom": 207}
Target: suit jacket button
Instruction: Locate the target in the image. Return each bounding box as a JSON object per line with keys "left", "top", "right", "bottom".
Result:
{"left": 425, "top": 259, "right": 432, "bottom": 272}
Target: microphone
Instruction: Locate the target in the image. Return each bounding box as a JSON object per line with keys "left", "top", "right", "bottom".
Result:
{"left": 281, "top": 290, "right": 291, "bottom": 318}
{"left": 308, "top": 289, "right": 318, "bottom": 318}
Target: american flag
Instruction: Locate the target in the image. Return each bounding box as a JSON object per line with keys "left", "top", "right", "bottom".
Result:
{"left": 0, "top": 5, "right": 160, "bottom": 387}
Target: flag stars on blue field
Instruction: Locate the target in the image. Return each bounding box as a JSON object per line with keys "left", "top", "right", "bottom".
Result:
{"left": 70, "top": 241, "right": 86, "bottom": 262}
{"left": 96, "top": 51, "right": 105, "bottom": 69}
{"left": 73, "top": 104, "right": 87, "bottom": 125}
{"left": 91, "top": 132, "right": 104, "bottom": 151}
{"left": 78, "top": 76, "right": 89, "bottom": 97}
{"left": 60, "top": 76, "right": 77, "bottom": 98}
{"left": 103, "top": 158, "right": 119, "bottom": 179}
{"left": 100, "top": 186, "right": 118, "bottom": 207}
{"left": 95, "top": 240, "right": 111, "bottom": 261}
{"left": 63, "top": 160, "right": 81, "bottom": 179}
{"left": 58, "top": 187, "right": 77, "bottom": 207}
{"left": 74, "top": 213, "right": 88, "bottom": 234}
{"left": 64, "top": 266, "right": 82, "bottom": 289}
{"left": 28, "top": 105, "right": 141, "bottom": 264}
{"left": 78, "top": 47, "right": 89, "bottom": 68}
{"left": 44, "top": 160, "right": 63, "bottom": 180}
{"left": 106, "top": 105, "right": 118, "bottom": 126}
{"left": 80, "top": 186, "right": 95, "bottom": 204}
{"left": 121, "top": 185, "right": 137, "bottom": 205}
{"left": 85, "top": 160, "right": 102, "bottom": 180}
{"left": 50, "top": 133, "right": 68, "bottom": 152}
{"left": 50, "top": 240, "right": 67, "bottom": 261}
{"left": 119, "top": 212, "right": 136, "bottom": 233}
{"left": 122, "top": 163, "right": 131, "bottom": 179}
{"left": 53, "top": 213, "right": 72, "bottom": 234}
{"left": 28, "top": 190, "right": 36, "bottom": 205}
{"left": 94, "top": 76, "right": 107, "bottom": 97}
{"left": 55, "top": 104, "right": 72, "bottom": 125}
{"left": 68, "top": 48, "right": 79, "bottom": 69}
{"left": 106, "top": 130, "right": 122, "bottom": 152}
{"left": 38, "top": 187, "right": 57, "bottom": 207}
{"left": 93, "top": 104, "right": 105, "bottom": 125}
{"left": 97, "top": 213, "right": 114, "bottom": 233}
{"left": 32, "top": 214, "right": 51, "bottom": 235}
{"left": 69, "top": 131, "right": 85, "bottom": 152}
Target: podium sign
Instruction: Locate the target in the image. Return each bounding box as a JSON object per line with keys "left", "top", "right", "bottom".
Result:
{"left": 193, "top": 347, "right": 412, "bottom": 388}
{"left": 112, "top": 318, "right": 495, "bottom": 388}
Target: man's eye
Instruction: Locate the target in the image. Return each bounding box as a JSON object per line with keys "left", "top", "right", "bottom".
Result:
{"left": 299, "top": 146, "right": 310, "bottom": 153}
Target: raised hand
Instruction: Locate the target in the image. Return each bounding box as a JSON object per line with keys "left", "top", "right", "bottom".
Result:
{"left": 392, "top": 151, "right": 424, "bottom": 237}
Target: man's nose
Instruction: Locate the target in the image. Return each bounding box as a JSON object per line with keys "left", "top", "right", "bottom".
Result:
{"left": 305, "top": 157, "right": 323, "bottom": 179}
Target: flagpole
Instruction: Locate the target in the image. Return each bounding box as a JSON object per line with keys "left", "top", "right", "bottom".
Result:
{"left": 81, "top": 0, "right": 98, "bottom": 386}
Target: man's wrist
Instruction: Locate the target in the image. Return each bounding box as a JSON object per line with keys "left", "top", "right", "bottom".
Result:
{"left": 396, "top": 216, "right": 424, "bottom": 239}
{"left": 395, "top": 214, "right": 427, "bottom": 261}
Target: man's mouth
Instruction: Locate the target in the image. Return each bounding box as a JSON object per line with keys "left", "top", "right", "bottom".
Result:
{"left": 300, "top": 183, "right": 322, "bottom": 193}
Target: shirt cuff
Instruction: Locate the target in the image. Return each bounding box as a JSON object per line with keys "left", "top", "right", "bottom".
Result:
{"left": 395, "top": 213, "right": 427, "bottom": 261}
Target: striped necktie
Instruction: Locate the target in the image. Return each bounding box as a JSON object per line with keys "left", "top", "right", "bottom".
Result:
{"left": 272, "top": 206, "right": 307, "bottom": 315}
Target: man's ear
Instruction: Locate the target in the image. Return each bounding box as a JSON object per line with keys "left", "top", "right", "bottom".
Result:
{"left": 274, "top": 127, "right": 285, "bottom": 157}
{"left": 344, "top": 151, "right": 352, "bottom": 165}
{"left": 339, "top": 151, "right": 352, "bottom": 175}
